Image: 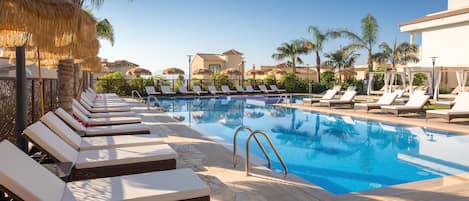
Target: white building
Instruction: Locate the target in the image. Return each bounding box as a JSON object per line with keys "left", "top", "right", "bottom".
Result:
{"left": 400, "top": 0, "right": 469, "bottom": 91}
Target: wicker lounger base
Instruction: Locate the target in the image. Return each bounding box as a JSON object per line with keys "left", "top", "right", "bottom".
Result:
{"left": 322, "top": 102, "right": 354, "bottom": 108}
{"left": 426, "top": 112, "right": 469, "bottom": 123}
{"left": 70, "top": 158, "right": 177, "bottom": 181}
{"left": 183, "top": 196, "right": 210, "bottom": 201}
{"left": 83, "top": 128, "right": 151, "bottom": 136}
{"left": 381, "top": 108, "right": 425, "bottom": 117}
{"left": 354, "top": 105, "right": 382, "bottom": 112}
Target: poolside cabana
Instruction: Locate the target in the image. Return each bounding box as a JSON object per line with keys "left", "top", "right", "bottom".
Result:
{"left": 367, "top": 70, "right": 406, "bottom": 95}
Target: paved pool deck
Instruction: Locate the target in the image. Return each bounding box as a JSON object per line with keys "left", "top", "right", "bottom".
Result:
{"left": 127, "top": 98, "right": 469, "bottom": 201}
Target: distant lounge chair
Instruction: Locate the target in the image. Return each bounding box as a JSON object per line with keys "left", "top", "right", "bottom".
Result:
{"left": 23, "top": 121, "right": 177, "bottom": 180}
{"left": 355, "top": 92, "right": 398, "bottom": 112}
{"left": 208, "top": 85, "right": 222, "bottom": 95}
{"left": 161, "top": 85, "right": 176, "bottom": 95}
{"left": 41, "top": 112, "right": 163, "bottom": 151}
{"left": 221, "top": 85, "right": 237, "bottom": 94}
{"left": 245, "top": 85, "right": 261, "bottom": 93}
{"left": 426, "top": 92, "right": 469, "bottom": 122}
{"left": 236, "top": 86, "right": 246, "bottom": 93}
{"left": 193, "top": 85, "right": 208, "bottom": 95}
{"left": 81, "top": 93, "right": 128, "bottom": 107}
{"left": 303, "top": 89, "right": 338, "bottom": 105}
{"left": 72, "top": 99, "right": 135, "bottom": 118}
{"left": 270, "top": 85, "right": 286, "bottom": 93}
{"left": 178, "top": 86, "right": 194, "bottom": 95}
{"left": 258, "top": 85, "right": 274, "bottom": 93}
{"left": 145, "top": 86, "right": 161, "bottom": 95}
{"left": 0, "top": 139, "right": 210, "bottom": 201}
{"left": 381, "top": 94, "right": 430, "bottom": 116}
{"left": 320, "top": 90, "right": 357, "bottom": 108}
{"left": 72, "top": 105, "right": 141, "bottom": 126}
{"left": 55, "top": 108, "right": 150, "bottom": 136}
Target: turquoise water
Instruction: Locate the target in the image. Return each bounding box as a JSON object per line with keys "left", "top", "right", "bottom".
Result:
{"left": 157, "top": 97, "right": 469, "bottom": 194}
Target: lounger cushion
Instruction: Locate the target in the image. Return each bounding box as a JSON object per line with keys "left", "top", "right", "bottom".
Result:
{"left": 41, "top": 112, "right": 83, "bottom": 150}
{"left": 85, "top": 124, "right": 150, "bottom": 136}
{"left": 56, "top": 108, "right": 88, "bottom": 135}
{"left": 81, "top": 99, "right": 131, "bottom": 112}
{"left": 381, "top": 105, "right": 422, "bottom": 110}
{"left": 0, "top": 140, "right": 67, "bottom": 201}
{"left": 66, "top": 168, "right": 210, "bottom": 201}
{"left": 86, "top": 116, "right": 142, "bottom": 125}
{"left": 73, "top": 99, "right": 136, "bottom": 118}
{"left": 23, "top": 122, "right": 79, "bottom": 163}
{"left": 426, "top": 110, "right": 469, "bottom": 115}
{"left": 75, "top": 144, "right": 177, "bottom": 169}
{"left": 80, "top": 135, "right": 164, "bottom": 151}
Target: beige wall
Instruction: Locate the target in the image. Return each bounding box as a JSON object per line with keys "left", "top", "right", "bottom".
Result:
{"left": 449, "top": 0, "right": 469, "bottom": 10}
{"left": 223, "top": 54, "right": 242, "bottom": 69}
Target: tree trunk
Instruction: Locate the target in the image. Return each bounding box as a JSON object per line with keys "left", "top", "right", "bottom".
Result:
{"left": 292, "top": 57, "right": 296, "bottom": 74}
{"left": 316, "top": 51, "right": 321, "bottom": 82}
{"left": 58, "top": 59, "right": 74, "bottom": 113}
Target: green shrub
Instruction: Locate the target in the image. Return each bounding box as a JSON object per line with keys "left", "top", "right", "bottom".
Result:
{"left": 95, "top": 72, "right": 129, "bottom": 96}
{"left": 413, "top": 73, "right": 428, "bottom": 86}
{"left": 211, "top": 73, "right": 229, "bottom": 88}
{"left": 311, "top": 82, "right": 329, "bottom": 94}
{"left": 319, "top": 71, "right": 336, "bottom": 88}
{"left": 279, "top": 73, "right": 308, "bottom": 93}
{"left": 343, "top": 79, "right": 365, "bottom": 94}
{"left": 263, "top": 75, "right": 276, "bottom": 85}
{"left": 439, "top": 87, "right": 451, "bottom": 94}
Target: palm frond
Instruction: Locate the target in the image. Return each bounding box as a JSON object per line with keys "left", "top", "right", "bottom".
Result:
{"left": 96, "top": 18, "right": 115, "bottom": 46}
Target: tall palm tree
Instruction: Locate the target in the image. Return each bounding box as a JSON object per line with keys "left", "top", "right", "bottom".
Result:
{"left": 335, "top": 14, "right": 379, "bottom": 77}
{"left": 373, "top": 40, "right": 419, "bottom": 70}
{"left": 303, "top": 26, "right": 333, "bottom": 82}
{"left": 272, "top": 40, "right": 307, "bottom": 73}
{"left": 324, "top": 45, "right": 360, "bottom": 83}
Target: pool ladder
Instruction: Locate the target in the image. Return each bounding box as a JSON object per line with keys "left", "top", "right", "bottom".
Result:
{"left": 131, "top": 90, "right": 144, "bottom": 102}
{"left": 146, "top": 95, "right": 165, "bottom": 112}
{"left": 233, "top": 126, "right": 288, "bottom": 177}
{"left": 277, "top": 94, "right": 293, "bottom": 105}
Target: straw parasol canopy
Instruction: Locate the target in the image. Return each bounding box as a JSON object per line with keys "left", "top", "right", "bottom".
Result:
{"left": 193, "top": 68, "right": 213, "bottom": 75}
{"left": 163, "top": 67, "right": 185, "bottom": 75}
{"left": 81, "top": 56, "right": 102, "bottom": 73}
{"left": 221, "top": 68, "right": 241, "bottom": 75}
{"left": 245, "top": 68, "right": 265, "bottom": 76}
{"left": 268, "top": 68, "right": 287, "bottom": 76}
{"left": 126, "top": 67, "right": 152, "bottom": 76}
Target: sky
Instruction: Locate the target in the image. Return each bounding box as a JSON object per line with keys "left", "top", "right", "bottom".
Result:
{"left": 91, "top": 0, "right": 446, "bottom": 74}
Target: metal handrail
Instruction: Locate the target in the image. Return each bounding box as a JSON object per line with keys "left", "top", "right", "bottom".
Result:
{"left": 146, "top": 95, "right": 165, "bottom": 111}
{"left": 233, "top": 126, "right": 272, "bottom": 169}
{"left": 246, "top": 130, "right": 288, "bottom": 177}
{"left": 131, "top": 90, "right": 143, "bottom": 102}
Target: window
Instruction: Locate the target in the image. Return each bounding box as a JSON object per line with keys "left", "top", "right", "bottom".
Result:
{"left": 209, "top": 64, "right": 221, "bottom": 73}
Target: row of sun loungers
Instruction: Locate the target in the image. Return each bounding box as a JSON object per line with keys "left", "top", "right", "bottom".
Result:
{"left": 145, "top": 84, "right": 286, "bottom": 96}
{"left": 0, "top": 88, "right": 211, "bottom": 201}
{"left": 302, "top": 86, "right": 469, "bottom": 122}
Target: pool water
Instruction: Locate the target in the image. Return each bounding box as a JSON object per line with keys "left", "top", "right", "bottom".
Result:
{"left": 157, "top": 97, "right": 469, "bottom": 195}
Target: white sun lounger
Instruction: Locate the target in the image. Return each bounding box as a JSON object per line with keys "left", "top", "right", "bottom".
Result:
{"left": 320, "top": 90, "right": 357, "bottom": 108}
{"left": 161, "top": 85, "right": 177, "bottom": 95}
{"left": 0, "top": 139, "right": 210, "bottom": 201}
{"left": 258, "top": 85, "right": 274, "bottom": 93}
{"left": 235, "top": 86, "right": 245, "bottom": 93}
{"left": 245, "top": 85, "right": 261, "bottom": 93}
{"left": 80, "top": 95, "right": 131, "bottom": 113}
{"left": 145, "top": 86, "right": 161, "bottom": 96}
{"left": 23, "top": 122, "right": 177, "bottom": 180}
{"left": 41, "top": 112, "right": 163, "bottom": 151}
{"left": 192, "top": 85, "right": 208, "bottom": 95}
{"left": 81, "top": 93, "right": 128, "bottom": 107}
{"left": 55, "top": 108, "right": 150, "bottom": 136}
{"left": 84, "top": 91, "right": 123, "bottom": 102}
{"left": 87, "top": 88, "right": 119, "bottom": 98}
{"left": 72, "top": 99, "right": 136, "bottom": 118}
{"left": 381, "top": 94, "right": 430, "bottom": 116}
{"left": 178, "top": 86, "right": 194, "bottom": 95}
{"left": 208, "top": 85, "right": 222, "bottom": 95}
{"left": 270, "top": 85, "right": 286, "bottom": 93}
{"left": 303, "top": 89, "right": 338, "bottom": 105}
{"left": 221, "top": 85, "right": 237, "bottom": 94}
{"left": 355, "top": 92, "right": 398, "bottom": 112}
{"left": 426, "top": 92, "right": 469, "bottom": 122}
{"left": 72, "top": 106, "right": 141, "bottom": 126}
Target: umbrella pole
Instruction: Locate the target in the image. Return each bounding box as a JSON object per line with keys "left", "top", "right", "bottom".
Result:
{"left": 36, "top": 48, "right": 45, "bottom": 116}
{"left": 16, "top": 46, "right": 28, "bottom": 151}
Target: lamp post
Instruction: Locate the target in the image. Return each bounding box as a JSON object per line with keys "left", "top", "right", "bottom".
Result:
{"left": 187, "top": 55, "right": 193, "bottom": 89}
{"left": 430, "top": 56, "right": 438, "bottom": 97}
{"left": 307, "top": 64, "right": 312, "bottom": 95}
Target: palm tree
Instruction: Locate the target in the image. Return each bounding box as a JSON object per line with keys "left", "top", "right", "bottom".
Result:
{"left": 324, "top": 45, "right": 360, "bottom": 83}
{"left": 335, "top": 14, "right": 379, "bottom": 77}
{"left": 373, "top": 40, "right": 419, "bottom": 70}
{"left": 302, "top": 26, "right": 333, "bottom": 82}
{"left": 272, "top": 40, "right": 307, "bottom": 73}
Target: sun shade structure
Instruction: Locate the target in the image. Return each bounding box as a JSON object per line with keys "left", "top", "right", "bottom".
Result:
{"left": 163, "top": 67, "right": 185, "bottom": 75}
{"left": 221, "top": 68, "right": 241, "bottom": 75}
{"left": 126, "top": 67, "right": 152, "bottom": 76}
{"left": 268, "top": 68, "right": 287, "bottom": 75}
{"left": 194, "top": 68, "right": 213, "bottom": 75}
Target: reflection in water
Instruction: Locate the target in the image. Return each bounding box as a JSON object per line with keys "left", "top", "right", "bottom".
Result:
{"left": 158, "top": 97, "right": 469, "bottom": 194}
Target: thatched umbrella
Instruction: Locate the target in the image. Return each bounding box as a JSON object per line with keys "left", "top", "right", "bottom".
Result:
{"left": 193, "top": 68, "right": 213, "bottom": 75}
{"left": 268, "top": 68, "right": 287, "bottom": 76}
{"left": 126, "top": 67, "right": 152, "bottom": 77}
{"left": 163, "top": 67, "right": 185, "bottom": 75}
{"left": 0, "top": 0, "right": 90, "bottom": 150}
{"left": 221, "top": 68, "right": 241, "bottom": 75}
{"left": 246, "top": 66, "right": 265, "bottom": 80}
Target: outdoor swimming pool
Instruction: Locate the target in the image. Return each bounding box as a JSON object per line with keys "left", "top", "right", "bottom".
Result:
{"left": 158, "top": 97, "right": 469, "bottom": 195}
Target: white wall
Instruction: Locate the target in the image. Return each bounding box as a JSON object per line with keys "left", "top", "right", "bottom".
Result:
{"left": 418, "top": 23, "right": 469, "bottom": 67}
{"left": 448, "top": 0, "right": 469, "bottom": 10}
